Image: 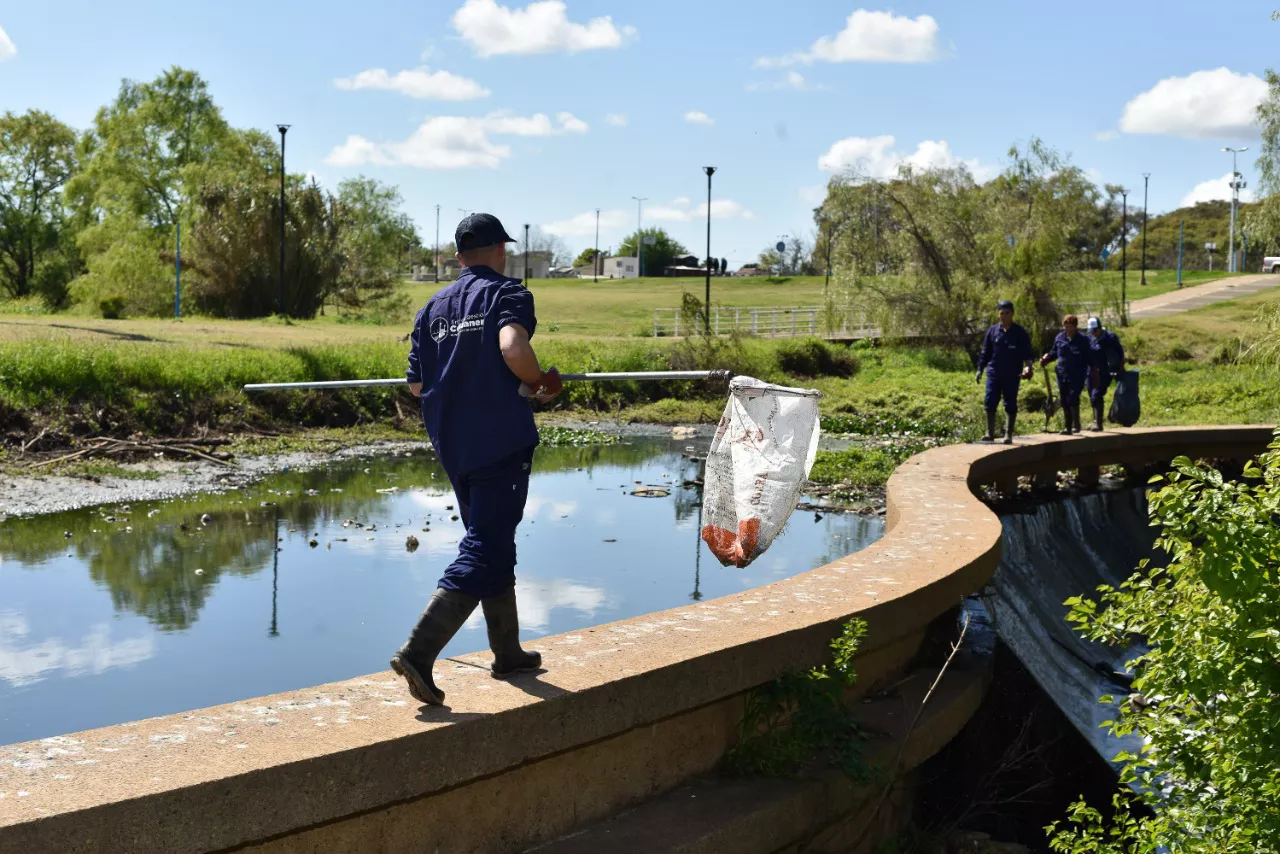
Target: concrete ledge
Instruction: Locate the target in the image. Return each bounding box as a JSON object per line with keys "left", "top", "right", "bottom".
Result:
{"left": 1, "top": 426, "right": 1272, "bottom": 853}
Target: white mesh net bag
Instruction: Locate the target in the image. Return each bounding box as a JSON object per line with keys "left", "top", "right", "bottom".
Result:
{"left": 700, "top": 376, "right": 823, "bottom": 568}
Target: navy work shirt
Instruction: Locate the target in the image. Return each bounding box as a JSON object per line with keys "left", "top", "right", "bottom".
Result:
{"left": 1044, "top": 331, "right": 1090, "bottom": 384}
{"left": 977, "top": 322, "right": 1032, "bottom": 378}
{"left": 1089, "top": 329, "right": 1125, "bottom": 376}
{"left": 407, "top": 265, "right": 538, "bottom": 476}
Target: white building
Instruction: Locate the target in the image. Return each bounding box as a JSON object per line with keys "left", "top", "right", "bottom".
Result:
{"left": 506, "top": 251, "right": 552, "bottom": 281}
{"left": 602, "top": 256, "right": 639, "bottom": 279}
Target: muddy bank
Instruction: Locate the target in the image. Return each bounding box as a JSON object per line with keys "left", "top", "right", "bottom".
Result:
{"left": 1, "top": 421, "right": 885, "bottom": 520}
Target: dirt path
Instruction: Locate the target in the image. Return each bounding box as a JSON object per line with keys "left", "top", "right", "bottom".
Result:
{"left": 1128, "top": 273, "right": 1280, "bottom": 320}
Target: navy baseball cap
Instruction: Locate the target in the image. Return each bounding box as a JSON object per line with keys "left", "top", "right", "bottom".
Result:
{"left": 996, "top": 299, "right": 1014, "bottom": 312}
{"left": 455, "top": 213, "right": 516, "bottom": 252}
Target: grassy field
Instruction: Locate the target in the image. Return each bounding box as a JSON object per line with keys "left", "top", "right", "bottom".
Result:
{"left": 1076, "top": 269, "right": 1248, "bottom": 303}
{"left": 0, "top": 270, "right": 1274, "bottom": 466}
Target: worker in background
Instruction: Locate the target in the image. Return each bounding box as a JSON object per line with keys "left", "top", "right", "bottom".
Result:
{"left": 392, "top": 213, "right": 562, "bottom": 707}
{"left": 976, "top": 299, "right": 1034, "bottom": 444}
{"left": 1086, "top": 317, "right": 1125, "bottom": 431}
{"left": 1040, "top": 314, "right": 1090, "bottom": 435}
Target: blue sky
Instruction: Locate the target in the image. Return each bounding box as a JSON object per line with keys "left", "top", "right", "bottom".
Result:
{"left": 1, "top": 1, "right": 1276, "bottom": 267}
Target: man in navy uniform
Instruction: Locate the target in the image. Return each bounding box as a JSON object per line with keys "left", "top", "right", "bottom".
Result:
{"left": 1040, "top": 314, "right": 1090, "bottom": 435}
{"left": 1085, "top": 317, "right": 1125, "bottom": 432}
{"left": 976, "top": 299, "right": 1034, "bottom": 444}
{"left": 391, "top": 213, "right": 562, "bottom": 706}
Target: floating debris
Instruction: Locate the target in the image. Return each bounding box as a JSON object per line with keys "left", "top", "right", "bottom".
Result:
{"left": 308, "top": 539, "right": 319, "bottom": 548}
{"left": 603, "top": 538, "right": 617, "bottom": 543}
{"left": 375, "top": 487, "right": 399, "bottom": 494}
{"left": 405, "top": 535, "right": 420, "bottom": 553}
{"left": 450, "top": 515, "right": 459, "bottom": 522}
{"left": 200, "top": 514, "right": 213, "bottom": 526}
{"left": 630, "top": 487, "right": 670, "bottom": 498}
{"left": 194, "top": 568, "right": 205, "bottom": 576}
{"left": 63, "top": 531, "right": 72, "bottom": 539}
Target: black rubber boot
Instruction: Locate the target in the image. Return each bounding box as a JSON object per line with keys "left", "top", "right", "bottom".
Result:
{"left": 390, "top": 588, "right": 478, "bottom": 705}
{"left": 1090, "top": 403, "right": 1104, "bottom": 432}
{"left": 981, "top": 411, "right": 996, "bottom": 442}
{"left": 1073, "top": 406, "right": 1083, "bottom": 433}
{"left": 1002, "top": 412, "right": 1016, "bottom": 445}
{"left": 1060, "top": 406, "right": 1075, "bottom": 435}
{"left": 482, "top": 587, "right": 542, "bottom": 679}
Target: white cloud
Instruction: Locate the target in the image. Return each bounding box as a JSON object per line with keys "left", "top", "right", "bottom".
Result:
{"left": 1120, "top": 68, "right": 1267, "bottom": 139}
{"left": 326, "top": 110, "right": 588, "bottom": 170}
{"left": 1094, "top": 130, "right": 1118, "bottom": 142}
{"left": 452, "top": 0, "right": 636, "bottom": 57}
{"left": 604, "top": 112, "right": 628, "bottom": 127}
{"left": 757, "top": 10, "right": 941, "bottom": 68}
{"left": 747, "top": 71, "right": 826, "bottom": 92}
{"left": 557, "top": 111, "right": 590, "bottom": 133}
{"left": 1181, "top": 171, "right": 1255, "bottom": 207}
{"left": 645, "top": 196, "right": 754, "bottom": 222}
{"left": 817, "top": 134, "right": 993, "bottom": 179}
{"left": 0, "top": 26, "right": 14, "bottom": 61}
{"left": 0, "top": 614, "right": 154, "bottom": 688}
{"left": 684, "top": 110, "right": 714, "bottom": 126}
{"left": 542, "top": 208, "right": 630, "bottom": 237}
{"left": 334, "top": 66, "right": 490, "bottom": 100}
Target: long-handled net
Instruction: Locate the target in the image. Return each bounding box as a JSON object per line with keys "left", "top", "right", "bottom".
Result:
{"left": 699, "top": 377, "right": 823, "bottom": 568}
{"left": 245, "top": 370, "right": 823, "bottom": 568}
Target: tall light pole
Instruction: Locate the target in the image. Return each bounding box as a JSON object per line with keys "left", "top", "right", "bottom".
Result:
{"left": 1223, "top": 147, "right": 1249, "bottom": 273}
{"left": 523, "top": 223, "right": 530, "bottom": 282}
{"left": 703, "top": 167, "right": 716, "bottom": 334}
{"left": 1120, "top": 188, "right": 1128, "bottom": 326}
{"left": 594, "top": 208, "right": 600, "bottom": 283}
{"left": 434, "top": 204, "right": 441, "bottom": 283}
{"left": 276, "top": 124, "right": 290, "bottom": 317}
{"left": 1141, "top": 173, "right": 1150, "bottom": 285}
{"left": 632, "top": 196, "right": 647, "bottom": 277}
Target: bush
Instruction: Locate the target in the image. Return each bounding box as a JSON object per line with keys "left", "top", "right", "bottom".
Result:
{"left": 99, "top": 296, "right": 126, "bottom": 319}
{"left": 776, "top": 338, "right": 858, "bottom": 378}
{"left": 1163, "top": 343, "right": 1194, "bottom": 361}
{"left": 1019, "top": 384, "right": 1049, "bottom": 413}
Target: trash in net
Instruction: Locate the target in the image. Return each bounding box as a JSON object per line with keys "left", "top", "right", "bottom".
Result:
{"left": 700, "top": 376, "right": 823, "bottom": 568}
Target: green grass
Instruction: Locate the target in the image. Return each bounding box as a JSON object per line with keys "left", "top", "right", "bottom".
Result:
{"left": 1073, "top": 269, "right": 1248, "bottom": 303}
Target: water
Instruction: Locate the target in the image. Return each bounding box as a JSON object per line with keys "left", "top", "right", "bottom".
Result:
{"left": 0, "top": 438, "right": 883, "bottom": 746}
{"left": 985, "top": 486, "right": 1156, "bottom": 772}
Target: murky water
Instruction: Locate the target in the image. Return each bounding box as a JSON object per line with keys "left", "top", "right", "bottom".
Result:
{"left": 0, "top": 438, "right": 882, "bottom": 746}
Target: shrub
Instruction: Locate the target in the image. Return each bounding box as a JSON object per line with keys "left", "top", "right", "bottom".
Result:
{"left": 99, "top": 296, "right": 127, "bottom": 319}
{"left": 1163, "top": 343, "right": 1194, "bottom": 361}
{"left": 1019, "top": 384, "right": 1049, "bottom": 413}
{"left": 776, "top": 338, "right": 858, "bottom": 378}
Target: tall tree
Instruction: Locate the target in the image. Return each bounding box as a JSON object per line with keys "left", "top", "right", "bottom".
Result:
{"left": 0, "top": 110, "right": 79, "bottom": 302}
{"left": 616, "top": 227, "right": 687, "bottom": 275}
{"left": 1243, "top": 68, "right": 1280, "bottom": 256}
{"left": 68, "top": 67, "right": 232, "bottom": 231}
{"left": 332, "top": 176, "right": 417, "bottom": 313}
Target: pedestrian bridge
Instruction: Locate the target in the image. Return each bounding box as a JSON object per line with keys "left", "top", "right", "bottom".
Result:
{"left": 1, "top": 426, "right": 1273, "bottom": 853}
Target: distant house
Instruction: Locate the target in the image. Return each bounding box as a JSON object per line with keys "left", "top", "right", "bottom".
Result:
{"left": 548, "top": 266, "right": 577, "bottom": 278}
{"left": 663, "top": 265, "right": 706, "bottom": 277}
{"left": 670, "top": 254, "right": 701, "bottom": 268}
{"left": 603, "top": 256, "right": 639, "bottom": 278}
{"left": 506, "top": 250, "right": 552, "bottom": 280}
{"left": 734, "top": 265, "right": 766, "bottom": 277}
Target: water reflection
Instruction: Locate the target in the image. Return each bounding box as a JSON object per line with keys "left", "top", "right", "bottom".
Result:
{"left": 0, "top": 439, "right": 883, "bottom": 745}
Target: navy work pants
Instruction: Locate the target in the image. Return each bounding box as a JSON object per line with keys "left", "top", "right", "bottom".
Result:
{"left": 1088, "top": 371, "right": 1111, "bottom": 407}
{"left": 984, "top": 373, "right": 1020, "bottom": 414}
{"left": 1057, "top": 377, "right": 1084, "bottom": 410}
{"left": 438, "top": 446, "right": 534, "bottom": 600}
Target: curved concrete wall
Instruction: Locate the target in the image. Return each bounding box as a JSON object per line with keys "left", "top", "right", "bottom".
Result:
{"left": 1, "top": 426, "right": 1272, "bottom": 853}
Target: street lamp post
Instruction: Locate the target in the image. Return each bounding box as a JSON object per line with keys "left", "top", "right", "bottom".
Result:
{"left": 523, "top": 223, "right": 530, "bottom": 282}
{"left": 1223, "top": 147, "right": 1249, "bottom": 273}
{"left": 276, "top": 124, "right": 290, "bottom": 317}
{"left": 632, "top": 196, "right": 647, "bottom": 277}
{"left": 1141, "top": 173, "right": 1150, "bottom": 285}
{"left": 703, "top": 167, "right": 716, "bottom": 334}
{"left": 594, "top": 208, "right": 600, "bottom": 283}
{"left": 1120, "top": 188, "right": 1128, "bottom": 327}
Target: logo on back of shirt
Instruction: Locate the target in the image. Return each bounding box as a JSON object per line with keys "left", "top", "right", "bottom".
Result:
{"left": 430, "top": 317, "right": 449, "bottom": 343}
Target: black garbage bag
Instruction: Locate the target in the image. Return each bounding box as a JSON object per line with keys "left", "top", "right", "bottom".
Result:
{"left": 1108, "top": 370, "right": 1141, "bottom": 427}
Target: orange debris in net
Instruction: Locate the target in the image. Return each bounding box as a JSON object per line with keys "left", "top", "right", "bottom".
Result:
{"left": 701, "top": 518, "right": 761, "bottom": 569}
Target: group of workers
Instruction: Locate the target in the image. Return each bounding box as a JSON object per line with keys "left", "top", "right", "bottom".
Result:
{"left": 976, "top": 299, "right": 1125, "bottom": 443}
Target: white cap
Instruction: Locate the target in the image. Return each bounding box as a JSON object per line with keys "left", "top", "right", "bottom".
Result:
{"left": 1087, "top": 317, "right": 1101, "bottom": 331}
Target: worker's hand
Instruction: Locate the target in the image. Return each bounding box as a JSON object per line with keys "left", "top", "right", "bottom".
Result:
{"left": 529, "top": 367, "right": 562, "bottom": 403}
{"left": 975, "top": 370, "right": 983, "bottom": 385}
{"left": 1020, "top": 366, "right": 1033, "bottom": 380}
{"left": 1039, "top": 354, "right": 1051, "bottom": 366}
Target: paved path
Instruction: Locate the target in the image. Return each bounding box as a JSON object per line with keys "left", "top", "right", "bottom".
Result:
{"left": 1128, "top": 273, "right": 1280, "bottom": 320}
